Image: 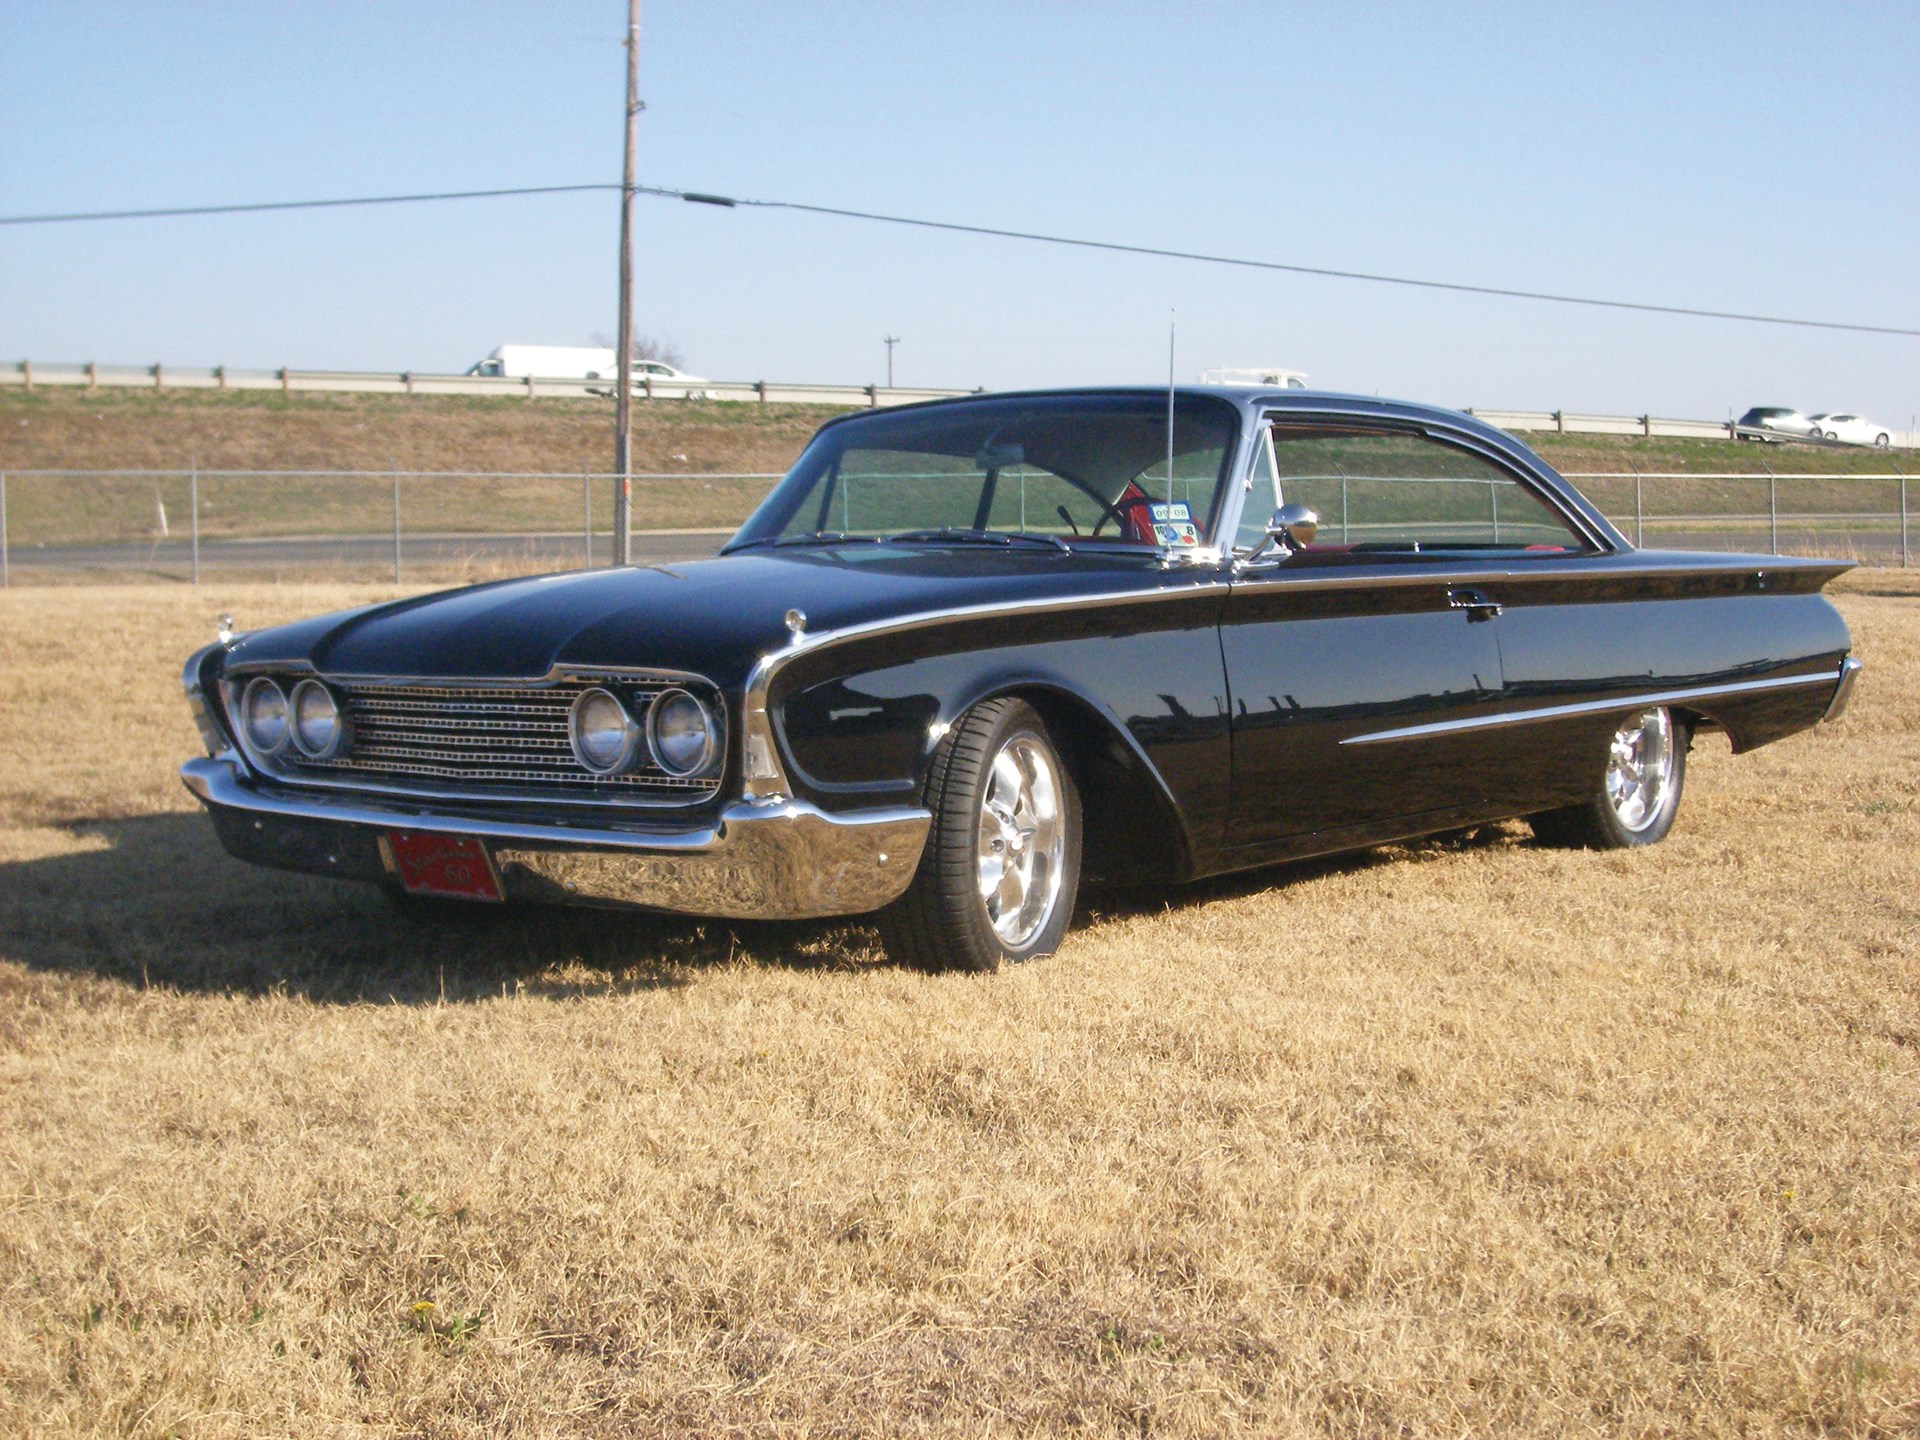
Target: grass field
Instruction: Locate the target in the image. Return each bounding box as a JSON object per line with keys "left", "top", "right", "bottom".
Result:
{"left": 1, "top": 576, "right": 1915, "bottom": 1436}
{"left": 3, "top": 389, "right": 1912, "bottom": 552}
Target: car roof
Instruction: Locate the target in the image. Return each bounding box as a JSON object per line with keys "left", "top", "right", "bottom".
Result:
{"left": 830, "top": 383, "right": 1482, "bottom": 431}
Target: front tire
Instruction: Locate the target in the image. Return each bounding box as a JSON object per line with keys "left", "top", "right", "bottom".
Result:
{"left": 1530, "top": 706, "right": 1688, "bottom": 849}
{"left": 1876, "top": 432, "right": 1890, "bottom": 447}
{"left": 877, "top": 697, "right": 1081, "bottom": 972}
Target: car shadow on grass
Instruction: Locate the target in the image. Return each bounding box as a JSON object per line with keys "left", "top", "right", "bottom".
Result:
{"left": 0, "top": 812, "right": 889, "bottom": 1004}
{"left": 1, "top": 814, "right": 1532, "bottom": 1000}
{"left": 1074, "top": 820, "right": 1530, "bottom": 928}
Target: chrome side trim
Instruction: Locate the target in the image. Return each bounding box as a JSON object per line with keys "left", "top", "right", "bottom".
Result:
{"left": 736, "top": 556, "right": 1831, "bottom": 801}
{"left": 1340, "top": 670, "right": 1840, "bottom": 747}
{"left": 181, "top": 756, "right": 930, "bottom": 920}
{"left": 737, "top": 581, "right": 1227, "bottom": 801}
{"left": 1823, "top": 656, "right": 1862, "bottom": 722}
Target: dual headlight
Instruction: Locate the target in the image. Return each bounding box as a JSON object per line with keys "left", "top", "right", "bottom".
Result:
{"left": 240, "top": 676, "right": 348, "bottom": 759}
{"left": 568, "top": 686, "right": 717, "bottom": 778}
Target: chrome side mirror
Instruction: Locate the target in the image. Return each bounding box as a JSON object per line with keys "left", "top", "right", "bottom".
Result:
{"left": 1244, "top": 503, "right": 1320, "bottom": 562}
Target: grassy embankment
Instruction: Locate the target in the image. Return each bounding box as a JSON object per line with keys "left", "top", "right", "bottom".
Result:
{"left": 0, "top": 573, "right": 1915, "bottom": 1435}
{"left": 1, "top": 388, "right": 1909, "bottom": 549}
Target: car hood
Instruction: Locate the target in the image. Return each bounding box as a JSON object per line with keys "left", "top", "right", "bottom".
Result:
{"left": 222, "top": 546, "right": 1203, "bottom": 689}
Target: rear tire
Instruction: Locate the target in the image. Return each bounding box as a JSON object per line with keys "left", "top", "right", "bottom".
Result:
{"left": 1530, "top": 706, "right": 1688, "bottom": 849}
{"left": 877, "top": 697, "right": 1081, "bottom": 972}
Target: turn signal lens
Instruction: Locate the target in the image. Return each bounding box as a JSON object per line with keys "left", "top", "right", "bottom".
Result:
{"left": 569, "top": 687, "right": 638, "bottom": 774}
{"left": 241, "top": 677, "right": 289, "bottom": 753}
{"left": 647, "top": 688, "right": 717, "bottom": 776}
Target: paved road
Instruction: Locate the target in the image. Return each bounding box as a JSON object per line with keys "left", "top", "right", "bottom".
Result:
{"left": 4, "top": 529, "right": 734, "bottom": 577}
{"left": 3, "top": 523, "right": 1909, "bottom": 577}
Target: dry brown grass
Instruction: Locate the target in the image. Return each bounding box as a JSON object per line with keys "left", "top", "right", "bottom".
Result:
{"left": 1, "top": 578, "right": 1916, "bottom": 1437}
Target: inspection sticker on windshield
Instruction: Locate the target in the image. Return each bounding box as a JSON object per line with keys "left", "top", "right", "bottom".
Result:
{"left": 1149, "top": 501, "right": 1199, "bottom": 547}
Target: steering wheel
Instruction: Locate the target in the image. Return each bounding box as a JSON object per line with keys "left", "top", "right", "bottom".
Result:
{"left": 1087, "top": 485, "right": 1149, "bottom": 539}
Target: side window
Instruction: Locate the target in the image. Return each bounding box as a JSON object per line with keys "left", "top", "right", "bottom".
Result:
{"left": 1231, "top": 427, "right": 1281, "bottom": 553}
{"left": 1267, "top": 427, "right": 1588, "bottom": 553}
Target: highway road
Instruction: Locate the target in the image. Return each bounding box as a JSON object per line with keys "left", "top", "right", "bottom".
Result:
{"left": 4, "top": 529, "right": 734, "bottom": 578}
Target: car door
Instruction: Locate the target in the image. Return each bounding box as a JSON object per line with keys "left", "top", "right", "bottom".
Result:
{"left": 1217, "top": 421, "right": 1514, "bottom": 859}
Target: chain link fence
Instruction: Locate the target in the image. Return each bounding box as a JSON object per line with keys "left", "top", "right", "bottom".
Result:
{"left": 0, "top": 467, "right": 1910, "bottom": 586}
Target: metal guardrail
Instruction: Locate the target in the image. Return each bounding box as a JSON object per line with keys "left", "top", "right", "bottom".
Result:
{"left": 1466, "top": 408, "right": 1916, "bottom": 449}
{"left": 5, "top": 359, "right": 1914, "bottom": 448}
{"left": 0, "top": 359, "right": 971, "bottom": 408}
{"left": 0, "top": 467, "right": 1910, "bottom": 587}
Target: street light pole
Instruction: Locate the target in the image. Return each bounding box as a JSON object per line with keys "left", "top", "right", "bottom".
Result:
{"left": 612, "top": 0, "right": 641, "bottom": 567}
{"left": 884, "top": 335, "right": 899, "bottom": 389}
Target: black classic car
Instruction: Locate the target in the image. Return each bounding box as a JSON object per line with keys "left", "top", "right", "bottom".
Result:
{"left": 180, "top": 388, "right": 1861, "bottom": 971}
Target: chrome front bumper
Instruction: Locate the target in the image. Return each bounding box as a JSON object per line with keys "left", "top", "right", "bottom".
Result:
{"left": 180, "top": 757, "right": 930, "bottom": 920}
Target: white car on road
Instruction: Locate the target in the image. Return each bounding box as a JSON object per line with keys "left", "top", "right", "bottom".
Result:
{"left": 1807, "top": 413, "right": 1893, "bottom": 446}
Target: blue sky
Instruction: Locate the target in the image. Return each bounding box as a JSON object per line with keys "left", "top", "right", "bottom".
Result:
{"left": 2, "top": 2, "right": 1915, "bottom": 423}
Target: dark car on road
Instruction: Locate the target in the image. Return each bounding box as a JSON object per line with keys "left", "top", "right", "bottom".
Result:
{"left": 1736, "top": 406, "right": 1819, "bottom": 441}
{"left": 181, "top": 388, "right": 1861, "bottom": 971}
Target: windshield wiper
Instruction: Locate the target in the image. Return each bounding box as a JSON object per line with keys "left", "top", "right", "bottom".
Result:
{"left": 890, "top": 528, "right": 1072, "bottom": 553}
{"left": 725, "top": 531, "right": 883, "bottom": 551}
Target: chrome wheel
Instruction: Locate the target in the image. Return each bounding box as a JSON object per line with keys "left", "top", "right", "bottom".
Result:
{"left": 975, "top": 734, "right": 1066, "bottom": 948}
{"left": 1605, "top": 707, "right": 1677, "bottom": 833}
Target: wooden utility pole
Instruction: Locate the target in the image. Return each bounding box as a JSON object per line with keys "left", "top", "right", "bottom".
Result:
{"left": 612, "top": 0, "right": 641, "bottom": 566}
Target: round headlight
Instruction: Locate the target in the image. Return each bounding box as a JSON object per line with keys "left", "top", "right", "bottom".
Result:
{"left": 647, "top": 688, "right": 717, "bottom": 777}
{"left": 290, "top": 679, "right": 345, "bottom": 758}
{"left": 241, "top": 676, "right": 289, "bottom": 754}
{"left": 569, "top": 687, "right": 639, "bottom": 774}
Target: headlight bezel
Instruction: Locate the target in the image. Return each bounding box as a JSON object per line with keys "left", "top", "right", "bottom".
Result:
{"left": 646, "top": 686, "right": 718, "bottom": 778}
{"left": 240, "top": 675, "right": 291, "bottom": 755}
{"left": 288, "top": 678, "right": 349, "bottom": 760}
{"left": 568, "top": 686, "right": 643, "bottom": 775}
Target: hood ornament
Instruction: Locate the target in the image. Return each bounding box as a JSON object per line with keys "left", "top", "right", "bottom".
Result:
{"left": 216, "top": 612, "right": 235, "bottom": 644}
{"left": 784, "top": 608, "right": 807, "bottom": 638}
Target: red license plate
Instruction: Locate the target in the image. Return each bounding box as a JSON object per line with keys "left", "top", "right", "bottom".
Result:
{"left": 384, "top": 831, "right": 504, "bottom": 902}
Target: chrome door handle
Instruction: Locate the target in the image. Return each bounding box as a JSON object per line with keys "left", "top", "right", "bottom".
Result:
{"left": 1448, "top": 587, "right": 1503, "bottom": 621}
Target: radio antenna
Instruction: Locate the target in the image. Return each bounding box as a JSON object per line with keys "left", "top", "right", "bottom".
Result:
{"left": 1165, "top": 310, "right": 1176, "bottom": 509}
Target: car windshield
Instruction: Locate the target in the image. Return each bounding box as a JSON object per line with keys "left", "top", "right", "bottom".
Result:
{"left": 727, "top": 393, "right": 1241, "bottom": 550}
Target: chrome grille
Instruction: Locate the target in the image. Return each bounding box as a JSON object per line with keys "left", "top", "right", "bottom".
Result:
{"left": 230, "top": 672, "right": 725, "bottom": 806}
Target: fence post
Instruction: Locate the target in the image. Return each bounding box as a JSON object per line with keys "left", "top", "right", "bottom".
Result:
{"left": 756, "top": 380, "right": 767, "bottom": 404}
{"left": 1892, "top": 462, "right": 1908, "bottom": 568}
{"left": 1, "top": 473, "right": 8, "bottom": 588}
{"left": 403, "top": 370, "right": 414, "bottom": 396}
{"left": 1762, "top": 461, "right": 1777, "bottom": 553}
{"left": 280, "top": 367, "right": 290, "bottom": 396}
{"left": 86, "top": 361, "right": 98, "bottom": 390}
{"left": 154, "top": 362, "right": 164, "bottom": 392}
{"left": 20, "top": 360, "right": 30, "bottom": 392}
{"left": 190, "top": 464, "right": 200, "bottom": 585}
{"left": 583, "top": 472, "right": 593, "bottom": 568}
{"left": 391, "top": 468, "right": 402, "bottom": 585}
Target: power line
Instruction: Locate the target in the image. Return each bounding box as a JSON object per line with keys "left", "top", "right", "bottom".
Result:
{"left": 660, "top": 186, "right": 1918, "bottom": 339}
{"left": 3, "top": 180, "right": 1914, "bottom": 338}
{"left": 0, "top": 183, "right": 619, "bottom": 225}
